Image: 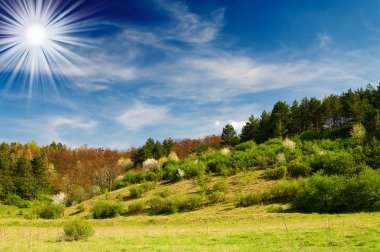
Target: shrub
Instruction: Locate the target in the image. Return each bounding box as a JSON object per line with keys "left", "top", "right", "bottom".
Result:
{"left": 38, "top": 204, "right": 65, "bottom": 219}
{"left": 182, "top": 159, "right": 206, "bottom": 178}
{"left": 264, "top": 166, "right": 287, "bottom": 179}
{"left": 52, "top": 192, "right": 67, "bottom": 205}
{"left": 157, "top": 188, "right": 172, "bottom": 198}
{"left": 143, "top": 159, "right": 160, "bottom": 171}
{"left": 92, "top": 200, "right": 124, "bottom": 219}
{"left": 283, "top": 138, "right": 296, "bottom": 150}
{"left": 63, "top": 220, "right": 95, "bottom": 241}
{"left": 127, "top": 201, "right": 146, "bottom": 214}
{"left": 168, "top": 152, "right": 179, "bottom": 162}
{"left": 5, "top": 194, "right": 31, "bottom": 208}
{"left": 177, "top": 194, "right": 207, "bottom": 212}
{"left": 287, "top": 159, "right": 311, "bottom": 177}
{"left": 234, "top": 141, "right": 256, "bottom": 151}
{"left": 310, "top": 151, "right": 360, "bottom": 175}
{"left": 147, "top": 195, "right": 207, "bottom": 215}
{"left": 129, "top": 182, "right": 156, "bottom": 199}
{"left": 147, "top": 197, "right": 178, "bottom": 214}
{"left": 208, "top": 191, "right": 226, "bottom": 204}
{"left": 161, "top": 161, "right": 181, "bottom": 181}
{"left": 236, "top": 192, "right": 269, "bottom": 207}
{"left": 269, "top": 179, "right": 302, "bottom": 202}
{"left": 129, "top": 185, "right": 144, "bottom": 199}
{"left": 209, "top": 180, "right": 229, "bottom": 194}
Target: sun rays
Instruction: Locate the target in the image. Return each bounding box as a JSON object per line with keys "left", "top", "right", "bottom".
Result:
{"left": 0, "top": 0, "right": 90, "bottom": 98}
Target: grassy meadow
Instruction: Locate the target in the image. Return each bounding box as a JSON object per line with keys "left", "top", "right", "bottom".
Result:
{"left": 0, "top": 170, "right": 379, "bottom": 252}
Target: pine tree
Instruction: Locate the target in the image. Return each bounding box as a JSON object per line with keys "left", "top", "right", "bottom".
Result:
{"left": 221, "top": 124, "right": 239, "bottom": 146}
{"left": 32, "top": 156, "right": 50, "bottom": 194}
{"left": 14, "top": 157, "right": 36, "bottom": 199}
{"left": 240, "top": 115, "right": 260, "bottom": 143}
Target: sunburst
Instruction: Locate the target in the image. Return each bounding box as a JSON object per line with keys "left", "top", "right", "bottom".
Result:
{"left": 0, "top": 0, "right": 91, "bottom": 98}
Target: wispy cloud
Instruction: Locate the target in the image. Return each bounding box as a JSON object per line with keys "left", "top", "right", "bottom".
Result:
{"left": 116, "top": 102, "right": 169, "bottom": 130}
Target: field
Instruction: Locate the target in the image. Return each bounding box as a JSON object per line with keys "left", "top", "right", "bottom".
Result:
{"left": 0, "top": 207, "right": 379, "bottom": 251}
{"left": 0, "top": 171, "right": 379, "bottom": 252}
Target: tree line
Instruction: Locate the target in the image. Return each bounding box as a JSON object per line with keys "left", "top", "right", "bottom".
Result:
{"left": 221, "top": 84, "right": 380, "bottom": 146}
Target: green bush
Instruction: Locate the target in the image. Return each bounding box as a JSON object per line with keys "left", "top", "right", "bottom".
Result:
{"left": 127, "top": 201, "right": 146, "bottom": 214}
{"left": 91, "top": 200, "right": 124, "bottom": 219}
{"left": 147, "top": 194, "right": 207, "bottom": 215}
{"left": 147, "top": 197, "right": 178, "bottom": 214}
{"left": 157, "top": 188, "right": 172, "bottom": 198}
{"left": 269, "top": 179, "right": 302, "bottom": 202}
{"left": 5, "top": 194, "right": 31, "bottom": 208}
{"left": 38, "top": 204, "right": 65, "bottom": 219}
{"left": 63, "top": 220, "right": 94, "bottom": 241}
{"left": 209, "top": 180, "right": 229, "bottom": 194}
{"left": 129, "top": 182, "right": 156, "bottom": 199}
{"left": 129, "top": 185, "right": 145, "bottom": 199}
{"left": 161, "top": 161, "right": 181, "bottom": 181}
{"left": 115, "top": 171, "right": 158, "bottom": 189}
{"left": 264, "top": 166, "right": 287, "bottom": 179}
{"left": 236, "top": 192, "right": 269, "bottom": 207}
{"left": 177, "top": 194, "right": 207, "bottom": 211}
{"left": 287, "top": 159, "right": 311, "bottom": 177}
{"left": 182, "top": 159, "right": 206, "bottom": 178}
{"left": 294, "top": 169, "right": 380, "bottom": 212}
{"left": 208, "top": 191, "right": 226, "bottom": 203}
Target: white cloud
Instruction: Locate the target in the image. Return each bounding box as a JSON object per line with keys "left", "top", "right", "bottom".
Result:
{"left": 228, "top": 120, "right": 246, "bottom": 133}
{"left": 116, "top": 102, "right": 169, "bottom": 130}
{"left": 50, "top": 116, "right": 97, "bottom": 129}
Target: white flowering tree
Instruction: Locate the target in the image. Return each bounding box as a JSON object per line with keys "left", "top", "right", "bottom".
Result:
{"left": 117, "top": 158, "right": 134, "bottom": 171}
{"left": 283, "top": 138, "right": 296, "bottom": 150}
{"left": 52, "top": 192, "right": 67, "bottom": 204}
{"left": 143, "top": 158, "right": 160, "bottom": 171}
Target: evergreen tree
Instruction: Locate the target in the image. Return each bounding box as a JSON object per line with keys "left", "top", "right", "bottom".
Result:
{"left": 221, "top": 124, "right": 239, "bottom": 146}
{"left": 290, "top": 100, "right": 302, "bottom": 135}
{"left": 14, "top": 157, "right": 36, "bottom": 199}
{"left": 163, "top": 138, "right": 175, "bottom": 156}
{"left": 32, "top": 156, "right": 50, "bottom": 194}
{"left": 153, "top": 141, "right": 165, "bottom": 159}
{"left": 270, "top": 101, "right": 290, "bottom": 138}
{"left": 240, "top": 115, "right": 260, "bottom": 142}
{"left": 256, "top": 111, "right": 271, "bottom": 143}
{"left": 0, "top": 154, "right": 15, "bottom": 198}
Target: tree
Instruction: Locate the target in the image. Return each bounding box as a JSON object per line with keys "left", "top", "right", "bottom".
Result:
{"left": 14, "top": 157, "right": 36, "bottom": 199}
{"left": 322, "top": 95, "right": 343, "bottom": 129}
{"left": 289, "top": 100, "right": 302, "bottom": 135}
{"left": 308, "top": 97, "right": 323, "bottom": 131}
{"left": 270, "top": 101, "right": 290, "bottom": 138}
{"left": 240, "top": 115, "right": 260, "bottom": 143}
{"left": 153, "top": 141, "right": 165, "bottom": 159}
{"left": 0, "top": 154, "right": 15, "bottom": 198}
{"left": 32, "top": 156, "right": 51, "bottom": 193}
{"left": 256, "top": 111, "right": 272, "bottom": 143}
{"left": 221, "top": 124, "right": 239, "bottom": 146}
{"left": 163, "top": 138, "right": 175, "bottom": 156}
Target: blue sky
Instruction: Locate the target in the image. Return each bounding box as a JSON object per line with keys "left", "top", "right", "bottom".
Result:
{"left": 1, "top": 0, "right": 380, "bottom": 149}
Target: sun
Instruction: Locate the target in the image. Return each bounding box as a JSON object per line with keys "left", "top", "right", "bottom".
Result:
{"left": 25, "top": 24, "right": 48, "bottom": 47}
{"left": 0, "top": 0, "right": 91, "bottom": 98}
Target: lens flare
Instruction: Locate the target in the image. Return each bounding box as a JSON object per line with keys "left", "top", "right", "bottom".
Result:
{"left": 0, "top": 0, "right": 91, "bottom": 98}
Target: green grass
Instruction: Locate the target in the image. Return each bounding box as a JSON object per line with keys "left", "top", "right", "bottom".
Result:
{"left": 0, "top": 210, "right": 379, "bottom": 251}
{"left": 0, "top": 170, "right": 379, "bottom": 251}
